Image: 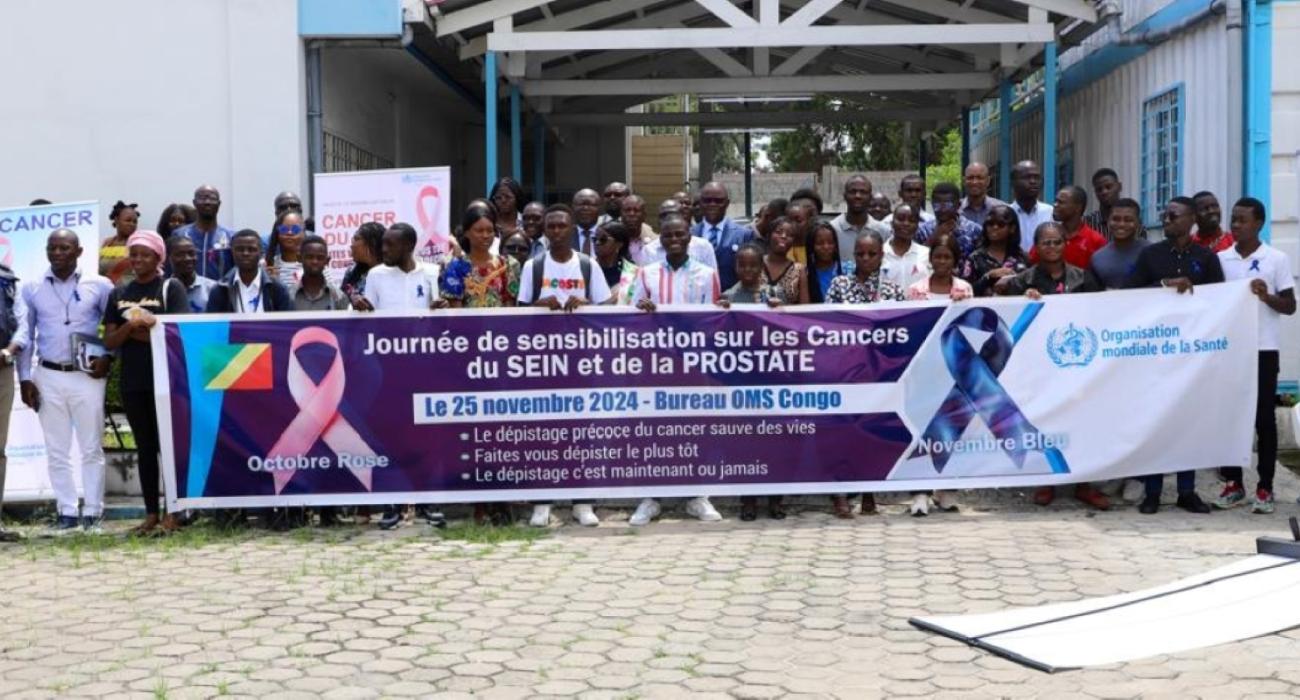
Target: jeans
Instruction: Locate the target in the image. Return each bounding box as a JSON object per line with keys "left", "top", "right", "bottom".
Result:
{"left": 1144, "top": 470, "right": 1195, "bottom": 499}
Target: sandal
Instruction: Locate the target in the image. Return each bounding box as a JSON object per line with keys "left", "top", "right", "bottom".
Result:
{"left": 159, "top": 514, "right": 183, "bottom": 535}
{"left": 129, "top": 514, "right": 161, "bottom": 537}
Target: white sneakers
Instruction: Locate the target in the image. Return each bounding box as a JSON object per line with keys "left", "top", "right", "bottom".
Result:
{"left": 910, "top": 493, "right": 931, "bottom": 517}
{"left": 933, "top": 491, "right": 959, "bottom": 512}
{"left": 685, "top": 496, "right": 722, "bottom": 521}
{"left": 629, "top": 497, "right": 721, "bottom": 525}
{"left": 572, "top": 503, "right": 600, "bottom": 526}
{"left": 629, "top": 498, "right": 661, "bottom": 526}
{"left": 529, "top": 504, "right": 551, "bottom": 527}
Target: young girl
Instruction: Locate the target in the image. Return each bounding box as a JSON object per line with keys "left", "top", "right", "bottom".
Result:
{"left": 266, "top": 210, "right": 306, "bottom": 289}
{"left": 806, "top": 222, "right": 849, "bottom": 304}
{"left": 719, "top": 243, "right": 783, "bottom": 307}
{"left": 905, "top": 234, "right": 971, "bottom": 516}
{"left": 100, "top": 200, "right": 139, "bottom": 284}
{"left": 763, "top": 218, "right": 811, "bottom": 305}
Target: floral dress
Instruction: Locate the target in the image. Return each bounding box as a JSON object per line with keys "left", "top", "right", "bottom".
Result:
{"left": 440, "top": 255, "right": 520, "bottom": 307}
{"left": 824, "top": 271, "right": 905, "bottom": 303}
{"left": 960, "top": 246, "right": 1029, "bottom": 296}
{"left": 765, "top": 260, "right": 806, "bottom": 304}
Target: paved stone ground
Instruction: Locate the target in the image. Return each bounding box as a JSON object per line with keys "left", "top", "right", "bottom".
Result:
{"left": 4, "top": 472, "right": 1300, "bottom": 699}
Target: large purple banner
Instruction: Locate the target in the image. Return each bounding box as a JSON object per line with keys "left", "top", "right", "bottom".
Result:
{"left": 153, "top": 287, "right": 1256, "bottom": 509}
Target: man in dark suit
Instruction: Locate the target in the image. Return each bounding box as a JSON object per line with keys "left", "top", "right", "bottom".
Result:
{"left": 691, "top": 181, "right": 754, "bottom": 290}
{"left": 571, "top": 189, "right": 602, "bottom": 255}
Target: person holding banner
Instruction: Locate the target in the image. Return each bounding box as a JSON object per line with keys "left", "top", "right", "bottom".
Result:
{"left": 1126, "top": 196, "right": 1223, "bottom": 515}
{"left": 996, "top": 222, "right": 1110, "bottom": 511}
{"left": 517, "top": 204, "right": 610, "bottom": 527}
{"left": 0, "top": 259, "right": 22, "bottom": 541}
{"left": 906, "top": 234, "right": 971, "bottom": 517}
{"left": 1214, "top": 197, "right": 1295, "bottom": 514}
{"left": 628, "top": 213, "right": 725, "bottom": 525}
{"left": 763, "top": 218, "right": 811, "bottom": 305}
{"left": 824, "top": 230, "right": 904, "bottom": 519}
{"left": 341, "top": 222, "right": 385, "bottom": 305}
{"left": 355, "top": 222, "right": 445, "bottom": 530}
{"left": 103, "top": 230, "right": 189, "bottom": 535}
{"left": 960, "top": 205, "right": 1028, "bottom": 297}
{"left": 11, "top": 230, "right": 114, "bottom": 533}
{"left": 594, "top": 221, "right": 639, "bottom": 307}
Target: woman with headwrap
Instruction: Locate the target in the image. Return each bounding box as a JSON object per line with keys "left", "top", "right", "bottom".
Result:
{"left": 100, "top": 201, "right": 140, "bottom": 284}
{"left": 102, "top": 230, "right": 190, "bottom": 536}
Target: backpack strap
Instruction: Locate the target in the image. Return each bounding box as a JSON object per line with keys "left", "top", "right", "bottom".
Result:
{"left": 530, "top": 256, "right": 546, "bottom": 303}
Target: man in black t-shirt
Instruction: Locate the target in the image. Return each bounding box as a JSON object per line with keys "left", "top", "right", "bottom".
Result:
{"left": 1125, "top": 197, "right": 1223, "bottom": 515}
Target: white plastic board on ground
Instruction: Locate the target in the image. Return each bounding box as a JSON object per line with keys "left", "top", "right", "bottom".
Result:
{"left": 912, "top": 555, "right": 1300, "bottom": 672}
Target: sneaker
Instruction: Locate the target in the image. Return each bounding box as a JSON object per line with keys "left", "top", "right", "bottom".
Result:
{"left": 416, "top": 505, "right": 445, "bottom": 527}
{"left": 1138, "top": 495, "right": 1160, "bottom": 514}
{"left": 80, "top": 516, "right": 104, "bottom": 534}
{"left": 49, "top": 515, "right": 80, "bottom": 535}
{"left": 910, "top": 493, "right": 930, "bottom": 517}
{"left": 377, "top": 508, "right": 402, "bottom": 530}
{"left": 1252, "top": 489, "right": 1275, "bottom": 515}
{"left": 934, "top": 491, "right": 959, "bottom": 512}
{"left": 1122, "top": 479, "right": 1146, "bottom": 504}
{"left": 1213, "top": 482, "right": 1247, "bottom": 509}
{"left": 685, "top": 496, "right": 722, "bottom": 522}
{"left": 1176, "top": 493, "right": 1211, "bottom": 514}
{"left": 572, "top": 504, "right": 599, "bottom": 527}
{"left": 529, "top": 504, "right": 552, "bottom": 528}
{"left": 1032, "top": 486, "right": 1055, "bottom": 506}
{"left": 628, "top": 498, "right": 661, "bottom": 526}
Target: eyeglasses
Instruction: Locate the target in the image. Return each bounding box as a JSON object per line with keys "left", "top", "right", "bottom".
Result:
{"left": 277, "top": 225, "right": 303, "bottom": 235}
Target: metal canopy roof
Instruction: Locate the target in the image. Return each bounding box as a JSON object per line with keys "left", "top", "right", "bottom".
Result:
{"left": 412, "top": 0, "right": 1106, "bottom": 128}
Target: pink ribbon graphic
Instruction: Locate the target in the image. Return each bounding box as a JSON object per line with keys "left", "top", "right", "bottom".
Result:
{"left": 267, "top": 326, "right": 378, "bottom": 495}
{"left": 415, "top": 185, "right": 447, "bottom": 260}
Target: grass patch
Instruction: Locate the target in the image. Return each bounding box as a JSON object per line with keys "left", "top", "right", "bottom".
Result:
{"left": 437, "top": 523, "right": 550, "bottom": 545}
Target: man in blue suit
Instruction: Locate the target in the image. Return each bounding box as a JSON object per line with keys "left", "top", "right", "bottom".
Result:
{"left": 691, "top": 181, "right": 754, "bottom": 290}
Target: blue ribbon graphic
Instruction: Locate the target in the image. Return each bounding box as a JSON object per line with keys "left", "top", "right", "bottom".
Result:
{"left": 914, "top": 305, "right": 1068, "bottom": 474}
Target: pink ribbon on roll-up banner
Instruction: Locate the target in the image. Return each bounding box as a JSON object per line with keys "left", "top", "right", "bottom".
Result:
{"left": 415, "top": 184, "right": 446, "bottom": 260}
{"left": 267, "top": 326, "right": 378, "bottom": 495}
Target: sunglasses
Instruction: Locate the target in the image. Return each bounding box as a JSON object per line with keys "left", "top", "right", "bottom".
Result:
{"left": 278, "top": 224, "right": 303, "bottom": 235}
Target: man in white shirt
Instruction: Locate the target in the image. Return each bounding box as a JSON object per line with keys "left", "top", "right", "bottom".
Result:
{"left": 1010, "top": 160, "right": 1054, "bottom": 252}
{"left": 356, "top": 223, "right": 441, "bottom": 313}
{"left": 627, "top": 214, "right": 724, "bottom": 526}
{"left": 353, "top": 222, "right": 443, "bottom": 531}
{"left": 881, "top": 205, "right": 931, "bottom": 291}
{"left": 518, "top": 204, "right": 611, "bottom": 528}
{"left": 641, "top": 200, "right": 718, "bottom": 269}
{"left": 1214, "top": 197, "right": 1296, "bottom": 514}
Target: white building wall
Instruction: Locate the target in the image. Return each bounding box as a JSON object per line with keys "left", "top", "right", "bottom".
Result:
{"left": 972, "top": 17, "right": 1232, "bottom": 213}
{"left": 0, "top": 0, "right": 306, "bottom": 235}
{"left": 1272, "top": 3, "right": 1300, "bottom": 384}
{"left": 321, "top": 47, "right": 481, "bottom": 212}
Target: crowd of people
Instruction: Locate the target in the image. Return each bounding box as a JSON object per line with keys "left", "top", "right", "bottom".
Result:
{"left": 0, "top": 158, "right": 1291, "bottom": 541}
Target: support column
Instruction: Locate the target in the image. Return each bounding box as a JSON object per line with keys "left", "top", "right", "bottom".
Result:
{"left": 998, "top": 78, "right": 1012, "bottom": 199}
{"left": 510, "top": 85, "right": 523, "bottom": 182}
{"left": 743, "top": 130, "right": 753, "bottom": 219}
{"left": 960, "top": 107, "right": 971, "bottom": 174}
{"left": 533, "top": 117, "right": 546, "bottom": 202}
{"left": 1245, "top": 0, "right": 1273, "bottom": 240}
{"left": 484, "top": 51, "right": 499, "bottom": 195}
{"left": 1043, "top": 39, "right": 1059, "bottom": 200}
{"left": 306, "top": 44, "right": 324, "bottom": 208}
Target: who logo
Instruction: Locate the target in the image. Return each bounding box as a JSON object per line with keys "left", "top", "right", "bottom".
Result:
{"left": 1046, "top": 323, "right": 1098, "bottom": 368}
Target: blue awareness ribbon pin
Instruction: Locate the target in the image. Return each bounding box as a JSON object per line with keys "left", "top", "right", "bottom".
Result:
{"left": 1250, "top": 259, "right": 1261, "bottom": 272}
{"left": 913, "top": 305, "right": 1068, "bottom": 474}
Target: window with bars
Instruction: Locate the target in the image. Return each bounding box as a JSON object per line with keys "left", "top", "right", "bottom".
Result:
{"left": 1056, "top": 143, "right": 1074, "bottom": 191}
{"left": 323, "top": 131, "right": 393, "bottom": 173}
{"left": 1140, "top": 85, "right": 1183, "bottom": 228}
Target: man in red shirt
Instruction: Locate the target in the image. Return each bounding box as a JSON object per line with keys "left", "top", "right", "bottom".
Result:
{"left": 1030, "top": 185, "right": 1106, "bottom": 268}
{"left": 1191, "top": 191, "right": 1235, "bottom": 252}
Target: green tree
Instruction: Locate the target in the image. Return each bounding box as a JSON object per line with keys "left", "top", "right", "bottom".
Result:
{"left": 765, "top": 97, "right": 912, "bottom": 172}
{"left": 924, "top": 127, "right": 962, "bottom": 195}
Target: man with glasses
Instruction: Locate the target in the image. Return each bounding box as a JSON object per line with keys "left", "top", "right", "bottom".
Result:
{"left": 917, "top": 182, "right": 982, "bottom": 259}
{"left": 520, "top": 201, "right": 547, "bottom": 258}
{"left": 172, "top": 185, "right": 235, "bottom": 280}
{"left": 1125, "top": 196, "right": 1223, "bottom": 515}
{"left": 690, "top": 181, "right": 752, "bottom": 290}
